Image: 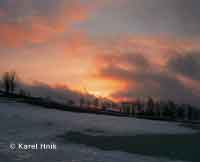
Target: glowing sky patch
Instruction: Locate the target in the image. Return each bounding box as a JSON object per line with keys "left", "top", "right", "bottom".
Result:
{"left": 0, "top": 0, "right": 200, "bottom": 105}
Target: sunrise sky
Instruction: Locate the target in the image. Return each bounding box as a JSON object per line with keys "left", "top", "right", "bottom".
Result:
{"left": 0, "top": 0, "right": 200, "bottom": 105}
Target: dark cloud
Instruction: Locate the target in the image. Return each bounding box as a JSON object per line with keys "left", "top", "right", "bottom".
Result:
{"left": 111, "top": 71, "right": 198, "bottom": 105}
{"left": 97, "top": 50, "right": 200, "bottom": 106}
{"left": 168, "top": 52, "right": 200, "bottom": 81}
{"left": 80, "top": 0, "right": 200, "bottom": 37}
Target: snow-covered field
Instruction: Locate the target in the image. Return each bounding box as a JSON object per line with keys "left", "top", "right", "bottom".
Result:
{"left": 0, "top": 100, "right": 196, "bottom": 162}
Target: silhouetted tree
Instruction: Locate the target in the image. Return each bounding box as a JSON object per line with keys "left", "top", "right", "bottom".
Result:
{"left": 101, "top": 101, "right": 107, "bottom": 110}
{"left": 80, "top": 97, "right": 85, "bottom": 108}
{"left": 101, "top": 101, "right": 111, "bottom": 110}
{"left": 86, "top": 100, "right": 91, "bottom": 108}
{"left": 154, "top": 101, "right": 161, "bottom": 117}
{"left": 10, "top": 71, "right": 16, "bottom": 93}
{"left": 93, "top": 98, "right": 99, "bottom": 108}
{"left": 2, "top": 71, "right": 16, "bottom": 94}
{"left": 177, "top": 106, "right": 185, "bottom": 119}
{"left": 135, "top": 99, "right": 142, "bottom": 114}
{"left": 187, "top": 105, "right": 193, "bottom": 120}
{"left": 168, "top": 100, "right": 177, "bottom": 119}
{"left": 2, "top": 72, "right": 10, "bottom": 93}
{"left": 159, "top": 101, "right": 175, "bottom": 119}
{"left": 68, "top": 99, "right": 75, "bottom": 106}
{"left": 19, "top": 89, "right": 26, "bottom": 97}
{"left": 146, "top": 97, "right": 155, "bottom": 116}
{"left": 162, "top": 104, "right": 171, "bottom": 118}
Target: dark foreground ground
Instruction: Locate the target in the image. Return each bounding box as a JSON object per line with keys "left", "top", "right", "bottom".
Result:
{"left": 0, "top": 99, "right": 200, "bottom": 162}
{"left": 59, "top": 129, "right": 200, "bottom": 162}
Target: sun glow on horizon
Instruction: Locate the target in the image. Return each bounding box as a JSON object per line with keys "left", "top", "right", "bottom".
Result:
{"left": 80, "top": 78, "right": 126, "bottom": 99}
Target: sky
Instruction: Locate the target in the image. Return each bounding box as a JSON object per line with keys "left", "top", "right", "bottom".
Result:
{"left": 0, "top": 0, "right": 200, "bottom": 105}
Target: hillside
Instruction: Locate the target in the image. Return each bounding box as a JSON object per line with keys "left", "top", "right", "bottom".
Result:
{"left": 0, "top": 100, "right": 198, "bottom": 162}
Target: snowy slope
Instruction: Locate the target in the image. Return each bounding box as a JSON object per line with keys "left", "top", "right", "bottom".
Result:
{"left": 0, "top": 100, "right": 195, "bottom": 162}
{"left": 0, "top": 101, "right": 196, "bottom": 135}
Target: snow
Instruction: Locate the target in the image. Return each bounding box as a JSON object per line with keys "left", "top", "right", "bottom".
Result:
{"left": 0, "top": 101, "right": 196, "bottom": 136}
{"left": 0, "top": 100, "right": 195, "bottom": 162}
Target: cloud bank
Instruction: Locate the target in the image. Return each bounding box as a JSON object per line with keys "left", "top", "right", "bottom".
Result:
{"left": 0, "top": 0, "right": 199, "bottom": 106}
{"left": 93, "top": 37, "right": 200, "bottom": 106}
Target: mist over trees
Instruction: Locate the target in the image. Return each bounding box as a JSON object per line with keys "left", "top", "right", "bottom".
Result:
{"left": 0, "top": 71, "right": 199, "bottom": 121}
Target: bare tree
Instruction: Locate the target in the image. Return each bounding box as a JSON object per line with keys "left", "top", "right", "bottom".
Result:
{"left": 146, "top": 97, "right": 155, "bottom": 116}
{"left": 93, "top": 98, "right": 99, "bottom": 108}
{"left": 2, "top": 71, "right": 16, "bottom": 94}
{"left": 2, "top": 72, "right": 10, "bottom": 93}
{"left": 86, "top": 100, "right": 91, "bottom": 108}
{"left": 19, "top": 89, "right": 26, "bottom": 97}
{"left": 68, "top": 99, "right": 75, "bottom": 106}
{"left": 9, "top": 71, "right": 16, "bottom": 93}
{"left": 80, "top": 97, "right": 85, "bottom": 108}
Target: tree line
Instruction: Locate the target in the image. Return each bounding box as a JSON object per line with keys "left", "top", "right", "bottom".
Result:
{"left": 0, "top": 71, "right": 199, "bottom": 121}
{"left": 122, "top": 97, "right": 200, "bottom": 121}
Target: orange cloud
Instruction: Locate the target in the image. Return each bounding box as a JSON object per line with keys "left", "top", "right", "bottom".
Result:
{"left": 1, "top": 14, "right": 200, "bottom": 105}
{"left": 0, "top": 18, "right": 62, "bottom": 48}
{"left": 0, "top": 23, "right": 27, "bottom": 48}
{"left": 0, "top": 1, "right": 95, "bottom": 48}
